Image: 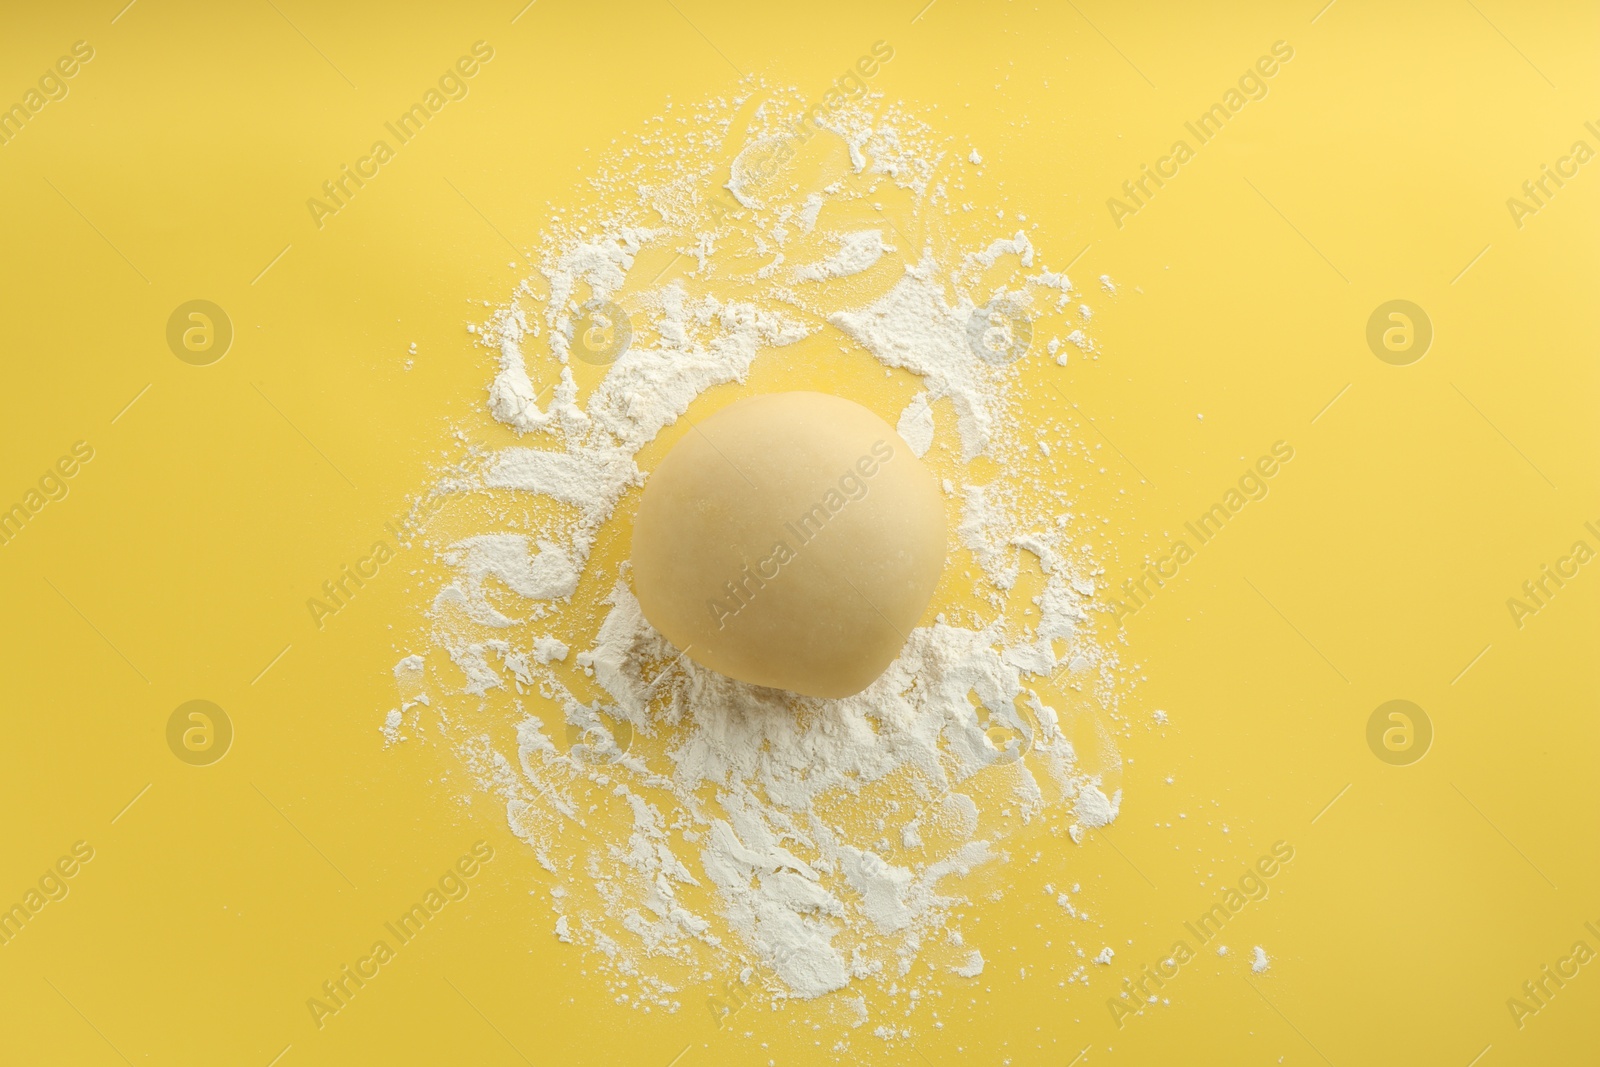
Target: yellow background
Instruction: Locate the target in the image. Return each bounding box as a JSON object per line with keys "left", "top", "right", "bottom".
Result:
{"left": 2, "top": 1, "right": 1597, "bottom": 1064}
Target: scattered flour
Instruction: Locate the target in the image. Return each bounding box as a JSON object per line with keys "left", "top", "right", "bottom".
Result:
{"left": 531, "top": 635, "right": 569, "bottom": 664}
{"left": 793, "top": 229, "right": 893, "bottom": 281}
{"left": 395, "top": 83, "right": 1129, "bottom": 1043}
{"left": 1252, "top": 946, "right": 1271, "bottom": 973}
{"left": 433, "top": 534, "right": 579, "bottom": 628}
{"left": 1074, "top": 784, "right": 1121, "bottom": 829}
{"left": 896, "top": 391, "right": 935, "bottom": 458}
{"left": 379, "top": 708, "right": 404, "bottom": 746}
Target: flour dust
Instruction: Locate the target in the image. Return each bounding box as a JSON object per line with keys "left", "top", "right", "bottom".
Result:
{"left": 388, "top": 84, "right": 1134, "bottom": 1045}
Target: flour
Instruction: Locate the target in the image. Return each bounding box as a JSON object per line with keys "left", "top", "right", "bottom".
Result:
{"left": 397, "top": 84, "right": 1129, "bottom": 1045}
{"left": 1074, "top": 784, "right": 1121, "bottom": 829}
{"left": 896, "top": 391, "right": 935, "bottom": 458}
{"left": 798, "top": 192, "right": 824, "bottom": 232}
{"left": 433, "top": 534, "right": 579, "bottom": 628}
{"left": 793, "top": 229, "right": 893, "bottom": 281}
{"left": 829, "top": 259, "right": 1001, "bottom": 462}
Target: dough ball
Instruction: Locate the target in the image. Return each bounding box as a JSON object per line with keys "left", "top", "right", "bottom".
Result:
{"left": 632, "top": 391, "right": 947, "bottom": 699}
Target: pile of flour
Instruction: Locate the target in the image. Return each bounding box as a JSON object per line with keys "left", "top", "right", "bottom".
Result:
{"left": 394, "top": 85, "right": 1128, "bottom": 1038}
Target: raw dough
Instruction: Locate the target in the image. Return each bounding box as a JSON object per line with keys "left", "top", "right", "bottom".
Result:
{"left": 632, "top": 391, "right": 947, "bottom": 698}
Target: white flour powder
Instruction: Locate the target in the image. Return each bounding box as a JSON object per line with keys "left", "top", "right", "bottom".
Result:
{"left": 395, "top": 84, "right": 1129, "bottom": 1042}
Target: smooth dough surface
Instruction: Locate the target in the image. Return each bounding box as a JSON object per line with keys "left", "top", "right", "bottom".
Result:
{"left": 631, "top": 391, "right": 947, "bottom": 699}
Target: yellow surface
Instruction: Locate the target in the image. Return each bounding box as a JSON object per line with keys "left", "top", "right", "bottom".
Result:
{"left": 2, "top": 2, "right": 1596, "bottom": 1065}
